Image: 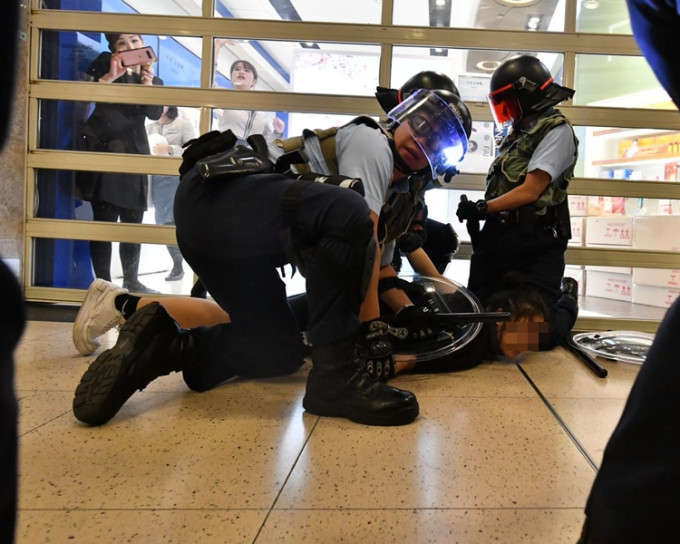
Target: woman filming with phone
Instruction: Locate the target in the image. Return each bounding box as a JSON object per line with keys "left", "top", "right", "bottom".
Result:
{"left": 77, "top": 33, "right": 163, "bottom": 294}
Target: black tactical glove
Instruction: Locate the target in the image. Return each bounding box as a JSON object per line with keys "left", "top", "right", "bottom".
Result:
{"left": 456, "top": 195, "right": 487, "bottom": 223}
{"left": 386, "top": 305, "right": 439, "bottom": 343}
{"left": 357, "top": 319, "right": 399, "bottom": 382}
{"left": 442, "top": 165, "right": 459, "bottom": 185}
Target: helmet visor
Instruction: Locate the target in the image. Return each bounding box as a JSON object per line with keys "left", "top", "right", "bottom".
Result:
{"left": 488, "top": 84, "right": 523, "bottom": 127}
{"left": 388, "top": 89, "right": 469, "bottom": 177}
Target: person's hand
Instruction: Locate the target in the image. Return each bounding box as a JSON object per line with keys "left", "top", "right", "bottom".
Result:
{"left": 273, "top": 116, "right": 285, "bottom": 135}
{"left": 152, "top": 142, "right": 171, "bottom": 156}
{"left": 442, "top": 165, "right": 459, "bottom": 185}
{"left": 140, "top": 63, "right": 155, "bottom": 86}
{"left": 385, "top": 305, "right": 439, "bottom": 343}
{"left": 357, "top": 319, "right": 397, "bottom": 382}
{"left": 456, "top": 195, "right": 487, "bottom": 223}
{"left": 102, "top": 51, "right": 127, "bottom": 82}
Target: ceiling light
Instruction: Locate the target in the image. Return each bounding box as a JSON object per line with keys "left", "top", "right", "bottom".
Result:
{"left": 435, "top": 0, "right": 446, "bottom": 6}
{"left": 495, "top": 0, "right": 540, "bottom": 6}
{"left": 583, "top": 0, "right": 600, "bottom": 9}
{"left": 476, "top": 60, "right": 502, "bottom": 72}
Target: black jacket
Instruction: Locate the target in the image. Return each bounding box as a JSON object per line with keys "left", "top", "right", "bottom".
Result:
{"left": 77, "top": 52, "right": 163, "bottom": 211}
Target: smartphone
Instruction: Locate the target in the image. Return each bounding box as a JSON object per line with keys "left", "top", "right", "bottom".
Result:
{"left": 119, "top": 46, "right": 157, "bottom": 67}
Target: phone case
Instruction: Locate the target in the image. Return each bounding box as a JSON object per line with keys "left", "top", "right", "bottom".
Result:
{"left": 120, "top": 46, "right": 157, "bottom": 67}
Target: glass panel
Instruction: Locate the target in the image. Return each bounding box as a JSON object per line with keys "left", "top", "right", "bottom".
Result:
{"left": 391, "top": 47, "right": 565, "bottom": 103}
{"left": 32, "top": 237, "right": 197, "bottom": 294}
{"left": 213, "top": 0, "right": 382, "bottom": 24}
{"left": 39, "top": 31, "right": 202, "bottom": 87}
{"left": 576, "top": 0, "right": 632, "bottom": 35}
{"left": 210, "top": 107, "right": 370, "bottom": 142}
{"left": 35, "top": 168, "right": 188, "bottom": 226}
{"left": 42, "top": 0, "right": 202, "bottom": 16}
{"left": 574, "top": 54, "right": 672, "bottom": 109}
{"left": 575, "top": 126, "right": 680, "bottom": 182}
{"left": 213, "top": 38, "right": 381, "bottom": 95}
{"left": 38, "top": 100, "right": 200, "bottom": 153}
{"left": 393, "top": 0, "right": 565, "bottom": 32}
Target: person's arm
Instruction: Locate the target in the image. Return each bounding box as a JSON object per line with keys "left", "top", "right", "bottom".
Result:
{"left": 378, "top": 263, "right": 414, "bottom": 312}
{"left": 359, "top": 210, "right": 383, "bottom": 323}
{"left": 404, "top": 247, "right": 446, "bottom": 280}
{"left": 485, "top": 169, "right": 551, "bottom": 214}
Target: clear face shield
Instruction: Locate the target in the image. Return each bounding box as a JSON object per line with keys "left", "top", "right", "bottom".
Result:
{"left": 388, "top": 89, "right": 469, "bottom": 177}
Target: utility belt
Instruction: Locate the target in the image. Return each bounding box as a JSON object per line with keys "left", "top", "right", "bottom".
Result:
{"left": 495, "top": 199, "right": 571, "bottom": 239}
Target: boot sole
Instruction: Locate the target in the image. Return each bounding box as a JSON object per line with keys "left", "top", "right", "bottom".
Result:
{"left": 302, "top": 397, "right": 419, "bottom": 426}
{"left": 72, "top": 303, "right": 168, "bottom": 426}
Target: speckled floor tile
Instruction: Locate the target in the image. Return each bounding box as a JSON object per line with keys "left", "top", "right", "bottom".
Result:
{"left": 17, "top": 390, "right": 73, "bottom": 435}
{"left": 548, "top": 398, "right": 628, "bottom": 467}
{"left": 17, "top": 509, "right": 266, "bottom": 544}
{"left": 19, "top": 388, "right": 315, "bottom": 511}
{"left": 517, "top": 346, "right": 640, "bottom": 400}
{"left": 392, "top": 360, "right": 536, "bottom": 398}
{"left": 276, "top": 396, "right": 596, "bottom": 510}
{"left": 256, "top": 508, "right": 585, "bottom": 544}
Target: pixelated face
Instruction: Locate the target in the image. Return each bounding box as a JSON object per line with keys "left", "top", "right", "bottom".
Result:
{"left": 497, "top": 316, "right": 550, "bottom": 359}
{"left": 231, "top": 62, "right": 257, "bottom": 89}
{"left": 112, "top": 34, "right": 144, "bottom": 52}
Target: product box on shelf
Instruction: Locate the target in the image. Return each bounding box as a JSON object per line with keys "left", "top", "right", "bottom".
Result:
{"left": 632, "top": 268, "right": 680, "bottom": 288}
{"left": 586, "top": 265, "right": 632, "bottom": 275}
{"left": 568, "top": 195, "right": 587, "bottom": 217}
{"left": 632, "top": 283, "right": 680, "bottom": 308}
{"left": 587, "top": 196, "right": 627, "bottom": 216}
{"left": 585, "top": 216, "right": 633, "bottom": 246}
{"left": 568, "top": 217, "right": 585, "bottom": 246}
{"left": 585, "top": 269, "right": 633, "bottom": 302}
{"left": 632, "top": 215, "right": 680, "bottom": 251}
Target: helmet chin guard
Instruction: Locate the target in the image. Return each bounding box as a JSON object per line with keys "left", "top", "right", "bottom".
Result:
{"left": 388, "top": 89, "right": 470, "bottom": 177}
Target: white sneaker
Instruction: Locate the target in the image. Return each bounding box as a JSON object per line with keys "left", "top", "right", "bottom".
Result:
{"left": 73, "top": 279, "right": 127, "bottom": 355}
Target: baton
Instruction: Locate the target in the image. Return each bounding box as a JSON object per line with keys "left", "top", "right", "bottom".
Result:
{"left": 565, "top": 334, "right": 608, "bottom": 378}
{"left": 427, "top": 311, "right": 511, "bottom": 324}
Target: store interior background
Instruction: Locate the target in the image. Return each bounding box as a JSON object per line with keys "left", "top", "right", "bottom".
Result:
{"left": 21, "top": 0, "right": 680, "bottom": 329}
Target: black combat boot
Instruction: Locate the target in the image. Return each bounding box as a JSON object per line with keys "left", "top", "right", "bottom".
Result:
{"left": 73, "top": 302, "right": 196, "bottom": 426}
{"left": 302, "top": 336, "right": 419, "bottom": 426}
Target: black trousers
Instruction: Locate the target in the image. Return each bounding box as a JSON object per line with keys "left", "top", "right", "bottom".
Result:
{"left": 580, "top": 297, "right": 680, "bottom": 543}
{"left": 0, "top": 259, "right": 24, "bottom": 543}
{"left": 467, "top": 216, "right": 576, "bottom": 349}
{"left": 89, "top": 201, "right": 144, "bottom": 284}
{"left": 173, "top": 171, "right": 372, "bottom": 392}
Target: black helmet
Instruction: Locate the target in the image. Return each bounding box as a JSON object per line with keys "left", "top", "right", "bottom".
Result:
{"left": 488, "top": 55, "right": 575, "bottom": 127}
{"left": 388, "top": 89, "right": 471, "bottom": 177}
{"left": 376, "top": 70, "right": 460, "bottom": 114}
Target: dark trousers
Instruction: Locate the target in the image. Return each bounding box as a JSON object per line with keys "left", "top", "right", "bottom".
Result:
{"left": 468, "top": 216, "right": 576, "bottom": 349}
{"left": 90, "top": 201, "right": 144, "bottom": 284}
{"left": 173, "top": 171, "right": 372, "bottom": 393}
{"left": 580, "top": 297, "right": 680, "bottom": 544}
{"left": 0, "top": 259, "right": 25, "bottom": 544}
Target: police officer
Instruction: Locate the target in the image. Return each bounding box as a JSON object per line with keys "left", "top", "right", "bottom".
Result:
{"left": 72, "top": 88, "right": 472, "bottom": 427}
{"left": 456, "top": 55, "right": 579, "bottom": 350}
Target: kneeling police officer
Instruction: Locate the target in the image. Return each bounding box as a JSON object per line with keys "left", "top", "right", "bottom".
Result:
{"left": 72, "top": 87, "right": 471, "bottom": 427}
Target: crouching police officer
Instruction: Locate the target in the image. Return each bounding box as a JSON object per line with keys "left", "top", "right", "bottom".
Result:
{"left": 456, "top": 55, "right": 579, "bottom": 350}
{"left": 72, "top": 88, "right": 471, "bottom": 427}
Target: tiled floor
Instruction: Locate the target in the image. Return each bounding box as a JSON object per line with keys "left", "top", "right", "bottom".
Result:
{"left": 14, "top": 320, "right": 640, "bottom": 543}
